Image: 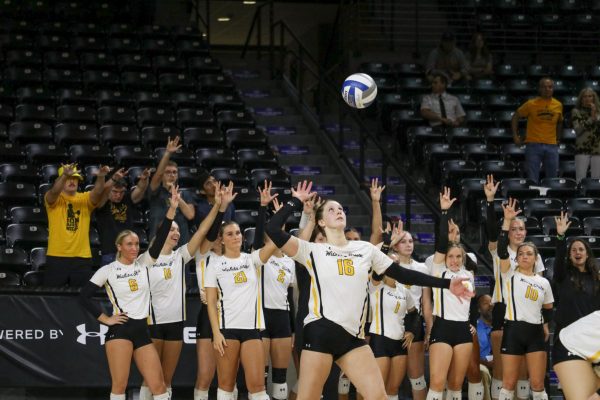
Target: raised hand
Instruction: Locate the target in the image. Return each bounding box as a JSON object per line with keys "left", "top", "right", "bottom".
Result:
{"left": 169, "top": 185, "right": 181, "bottom": 209}
{"left": 166, "top": 136, "right": 182, "bottom": 154}
{"left": 291, "top": 180, "right": 313, "bottom": 203}
{"left": 502, "top": 197, "right": 521, "bottom": 221}
{"left": 439, "top": 186, "right": 457, "bottom": 211}
{"left": 138, "top": 168, "right": 152, "bottom": 181}
{"left": 111, "top": 167, "right": 128, "bottom": 182}
{"left": 272, "top": 197, "right": 283, "bottom": 212}
{"left": 60, "top": 163, "right": 77, "bottom": 177}
{"left": 390, "top": 220, "right": 405, "bottom": 247}
{"left": 220, "top": 181, "right": 238, "bottom": 206}
{"left": 213, "top": 182, "right": 223, "bottom": 205}
{"left": 448, "top": 277, "right": 476, "bottom": 302}
{"left": 484, "top": 174, "right": 499, "bottom": 202}
{"left": 555, "top": 211, "right": 572, "bottom": 236}
{"left": 370, "top": 178, "right": 386, "bottom": 203}
{"left": 258, "top": 180, "right": 278, "bottom": 206}
{"left": 448, "top": 218, "right": 460, "bottom": 243}
{"left": 95, "top": 165, "right": 111, "bottom": 177}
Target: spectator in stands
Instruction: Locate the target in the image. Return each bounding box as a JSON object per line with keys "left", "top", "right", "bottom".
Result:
{"left": 194, "top": 171, "right": 236, "bottom": 224}
{"left": 44, "top": 163, "right": 109, "bottom": 287}
{"left": 571, "top": 87, "right": 600, "bottom": 182}
{"left": 95, "top": 168, "right": 151, "bottom": 265}
{"left": 477, "top": 294, "right": 494, "bottom": 371}
{"left": 425, "top": 32, "right": 469, "bottom": 83}
{"left": 467, "top": 32, "right": 493, "bottom": 79}
{"left": 148, "top": 136, "right": 196, "bottom": 245}
{"left": 421, "top": 71, "right": 466, "bottom": 130}
{"left": 512, "top": 77, "right": 564, "bottom": 183}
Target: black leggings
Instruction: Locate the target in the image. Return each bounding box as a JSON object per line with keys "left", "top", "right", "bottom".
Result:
{"left": 43, "top": 256, "right": 93, "bottom": 287}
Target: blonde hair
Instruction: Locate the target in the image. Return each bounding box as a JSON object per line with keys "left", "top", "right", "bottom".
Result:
{"left": 515, "top": 242, "right": 539, "bottom": 272}
{"left": 575, "top": 87, "right": 600, "bottom": 110}
{"left": 219, "top": 221, "right": 241, "bottom": 254}
{"left": 115, "top": 230, "right": 137, "bottom": 259}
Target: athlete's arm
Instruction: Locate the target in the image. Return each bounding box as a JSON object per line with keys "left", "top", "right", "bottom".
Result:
{"left": 484, "top": 174, "right": 500, "bottom": 251}
{"left": 198, "top": 181, "right": 235, "bottom": 254}
{"left": 131, "top": 168, "right": 151, "bottom": 204}
{"left": 148, "top": 186, "right": 179, "bottom": 260}
{"left": 79, "top": 282, "right": 128, "bottom": 326}
{"left": 369, "top": 178, "right": 385, "bottom": 245}
{"left": 432, "top": 187, "right": 454, "bottom": 265}
{"left": 206, "top": 287, "right": 226, "bottom": 356}
{"left": 186, "top": 197, "right": 220, "bottom": 256}
{"left": 498, "top": 198, "right": 520, "bottom": 273}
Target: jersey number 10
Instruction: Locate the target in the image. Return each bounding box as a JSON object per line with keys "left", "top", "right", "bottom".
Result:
{"left": 525, "top": 286, "right": 539, "bottom": 301}
{"left": 337, "top": 259, "right": 355, "bottom": 276}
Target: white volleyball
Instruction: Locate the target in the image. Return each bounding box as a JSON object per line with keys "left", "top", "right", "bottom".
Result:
{"left": 341, "top": 73, "right": 378, "bottom": 109}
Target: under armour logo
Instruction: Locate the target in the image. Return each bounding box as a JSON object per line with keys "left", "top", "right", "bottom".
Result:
{"left": 502, "top": 347, "right": 507, "bottom": 351}
{"left": 304, "top": 343, "right": 311, "bottom": 348}
{"left": 76, "top": 323, "right": 108, "bottom": 345}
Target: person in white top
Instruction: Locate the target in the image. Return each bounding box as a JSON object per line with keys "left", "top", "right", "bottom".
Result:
{"left": 204, "top": 182, "right": 279, "bottom": 400}
{"left": 423, "top": 188, "right": 475, "bottom": 400}
{"left": 484, "top": 175, "right": 545, "bottom": 400}
{"left": 79, "top": 185, "right": 180, "bottom": 400}
{"left": 138, "top": 183, "right": 225, "bottom": 400}
{"left": 496, "top": 198, "right": 554, "bottom": 400}
{"left": 554, "top": 311, "right": 600, "bottom": 400}
{"left": 264, "top": 181, "right": 474, "bottom": 400}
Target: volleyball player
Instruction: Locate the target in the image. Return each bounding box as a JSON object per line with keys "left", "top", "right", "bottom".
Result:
{"left": 496, "top": 199, "right": 554, "bottom": 400}
{"left": 139, "top": 183, "right": 227, "bottom": 399}
{"left": 79, "top": 185, "right": 180, "bottom": 400}
{"left": 553, "top": 310, "right": 600, "bottom": 400}
{"left": 484, "top": 175, "right": 544, "bottom": 399}
{"left": 264, "top": 181, "right": 474, "bottom": 400}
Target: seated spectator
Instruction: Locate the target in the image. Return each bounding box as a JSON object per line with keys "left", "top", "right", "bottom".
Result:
{"left": 94, "top": 167, "right": 151, "bottom": 265}
{"left": 477, "top": 294, "right": 494, "bottom": 371}
{"left": 420, "top": 71, "right": 466, "bottom": 129}
{"left": 467, "top": 32, "right": 493, "bottom": 79}
{"left": 426, "top": 32, "right": 469, "bottom": 83}
{"left": 194, "top": 171, "right": 236, "bottom": 224}
{"left": 148, "top": 136, "right": 196, "bottom": 245}
{"left": 571, "top": 87, "right": 600, "bottom": 182}
{"left": 44, "top": 164, "right": 109, "bottom": 287}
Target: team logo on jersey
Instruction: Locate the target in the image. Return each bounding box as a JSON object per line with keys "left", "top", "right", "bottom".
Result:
{"left": 76, "top": 323, "right": 108, "bottom": 345}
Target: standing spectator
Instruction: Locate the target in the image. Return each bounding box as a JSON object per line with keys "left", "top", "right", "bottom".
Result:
{"left": 421, "top": 71, "right": 466, "bottom": 130}
{"left": 477, "top": 294, "right": 494, "bottom": 371}
{"left": 194, "top": 171, "right": 235, "bottom": 224}
{"left": 44, "top": 163, "right": 109, "bottom": 287}
{"left": 571, "top": 87, "right": 600, "bottom": 182}
{"left": 425, "top": 32, "right": 469, "bottom": 83}
{"left": 511, "top": 77, "right": 564, "bottom": 183}
{"left": 95, "top": 167, "right": 151, "bottom": 265}
{"left": 467, "top": 32, "right": 493, "bottom": 79}
{"left": 148, "top": 136, "right": 196, "bottom": 245}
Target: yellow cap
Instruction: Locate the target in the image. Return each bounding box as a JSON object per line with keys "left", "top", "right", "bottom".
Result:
{"left": 58, "top": 165, "right": 83, "bottom": 181}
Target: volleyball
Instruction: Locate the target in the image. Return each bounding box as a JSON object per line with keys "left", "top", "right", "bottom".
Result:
{"left": 341, "top": 73, "right": 378, "bottom": 109}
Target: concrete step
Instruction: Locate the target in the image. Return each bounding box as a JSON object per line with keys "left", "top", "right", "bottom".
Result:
{"left": 286, "top": 173, "right": 348, "bottom": 185}
{"left": 386, "top": 204, "right": 431, "bottom": 214}
{"left": 232, "top": 79, "right": 282, "bottom": 90}
{"left": 277, "top": 154, "right": 332, "bottom": 166}
{"left": 255, "top": 115, "right": 305, "bottom": 126}
{"left": 244, "top": 96, "right": 294, "bottom": 108}
{"left": 268, "top": 134, "right": 321, "bottom": 146}
{"left": 271, "top": 144, "right": 325, "bottom": 156}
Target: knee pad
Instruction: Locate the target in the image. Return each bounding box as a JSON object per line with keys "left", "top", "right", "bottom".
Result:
{"left": 387, "top": 395, "right": 399, "bottom": 400}
{"left": 139, "top": 386, "right": 153, "bottom": 400}
{"left": 110, "top": 395, "right": 126, "bottom": 400}
{"left": 338, "top": 375, "right": 350, "bottom": 395}
{"left": 271, "top": 382, "right": 288, "bottom": 400}
{"left": 272, "top": 367, "right": 287, "bottom": 384}
{"left": 217, "top": 388, "right": 235, "bottom": 400}
{"left": 468, "top": 381, "right": 485, "bottom": 400}
{"left": 445, "top": 389, "right": 461, "bottom": 400}
{"left": 410, "top": 375, "right": 427, "bottom": 391}
{"left": 194, "top": 388, "right": 210, "bottom": 400}
{"left": 498, "top": 388, "right": 514, "bottom": 400}
{"left": 425, "top": 389, "right": 443, "bottom": 400}
{"left": 516, "top": 380, "right": 530, "bottom": 399}
{"left": 167, "top": 386, "right": 172, "bottom": 397}
{"left": 153, "top": 393, "right": 170, "bottom": 400}
{"left": 532, "top": 390, "right": 548, "bottom": 400}
{"left": 491, "top": 378, "right": 503, "bottom": 399}
{"left": 249, "top": 390, "right": 270, "bottom": 400}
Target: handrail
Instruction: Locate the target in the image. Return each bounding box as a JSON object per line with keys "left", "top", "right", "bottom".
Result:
{"left": 189, "top": 0, "right": 211, "bottom": 46}
{"left": 241, "top": 0, "right": 274, "bottom": 60}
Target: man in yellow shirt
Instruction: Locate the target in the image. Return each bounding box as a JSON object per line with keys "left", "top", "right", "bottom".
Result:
{"left": 511, "top": 77, "right": 564, "bottom": 183}
{"left": 44, "top": 163, "right": 109, "bottom": 287}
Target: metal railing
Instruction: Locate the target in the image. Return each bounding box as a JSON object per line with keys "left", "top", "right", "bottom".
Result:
{"left": 190, "top": 0, "right": 211, "bottom": 45}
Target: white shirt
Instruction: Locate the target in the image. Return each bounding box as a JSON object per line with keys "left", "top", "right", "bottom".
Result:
{"left": 262, "top": 255, "right": 295, "bottom": 310}
{"left": 502, "top": 269, "right": 554, "bottom": 324}
{"left": 205, "top": 251, "right": 265, "bottom": 330}
{"left": 292, "top": 240, "right": 393, "bottom": 338}
{"left": 398, "top": 259, "right": 429, "bottom": 314}
{"left": 430, "top": 261, "right": 473, "bottom": 322}
{"left": 147, "top": 245, "right": 193, "bottom": 324}
{"left": 420, "top": 91, "right": 466, "bottom": 127}
{"left": 559, "top": 311, "right": 600, "bottom": 364}
{"left": 195, "top": 249, "right": 217, "bottom": 290}
{"left": 369, "top": 282, "right": 415, "bottom": 340}
{"left": 490, "top": 247, "right": 545, "bottom": 304}
{"left": 90, "top": 252, "right": 154, "bottom": 320}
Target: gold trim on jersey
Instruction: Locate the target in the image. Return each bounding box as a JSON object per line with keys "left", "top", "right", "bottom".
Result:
{"left": 374, "top": 289, "right": 381, "bottom": 335}
{"left": 493, "top": 255, "right": 502, "bottom": 302}
{"left": 104, "top": 282, "right": 122, "bottom": 315}
{"left": 256, "top": 267, "right": 263, "bottom": 329}
{"left": 200, "top": 259, "right": 206, "bottom": 289}
{"left": 588, "top": 349, "right": 600, "bottom": 363}
{"left": 306, "top": 259, "right": 321, "bottom": 318}
{"left": 506, "top": 280, "right": 514, "bottom": 320}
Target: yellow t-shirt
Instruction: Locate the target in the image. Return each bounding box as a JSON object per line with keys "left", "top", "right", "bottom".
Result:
{"left": 45, "top": 191, "right": 96, "bottom": 258}
{"left": 517, "top": 97, "right": 563, "bottom": 145}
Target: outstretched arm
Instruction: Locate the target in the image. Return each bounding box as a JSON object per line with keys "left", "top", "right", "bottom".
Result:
{"left": 150, "top": 136, "right": 182, "bottom": 192}
{"left": 484, "top": 174, "right": 500, "bottom": 251}
{"left": 498, "top": 198, "right": 521, "bottom": 274}
{"left": 369, "top": 178, "right": 386, "bottom": 245}
{"left": 432, "top": 187, "right": 455, "bottom": 265}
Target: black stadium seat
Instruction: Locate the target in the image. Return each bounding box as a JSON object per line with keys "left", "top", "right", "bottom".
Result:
{"left": 6, "top": 223, "right": 48, "bottom": 248}
{"left": 10, "top": 206, "right": 47, "bottom": 224}
{"left": 523, "top": 198, "right": 563, "bottom": 219}
{"left": 566, "top": 198, "right": 600, "bottom": 219}
{"left": 540, "top": 177, "right": 578, "bottom": 199}
{"left": 0, "top": 245, "right": 29, "bottom": 274}
{"left": 541, "top": 215, "right": 583, "bottom": 236}
{"left": 0, "top": 163, "right": 39, "bottom": 184}
{"left": 0, "top": 182, "right": 37, "bottom": 206}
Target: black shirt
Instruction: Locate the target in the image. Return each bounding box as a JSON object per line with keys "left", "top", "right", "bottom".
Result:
{"left": 95, "top": 194, "right": 136, "bottom": 254}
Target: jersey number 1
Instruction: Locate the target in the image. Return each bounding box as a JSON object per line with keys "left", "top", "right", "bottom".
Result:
{"left": 337, "top": 259, "right": 355, "bottom": 276}
{"left": 525, "top": 286, "right": 539, "bottom": 301}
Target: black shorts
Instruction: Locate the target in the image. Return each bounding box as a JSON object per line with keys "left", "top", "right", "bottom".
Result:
{"left": 501, "top": 320, "right": 545, "bottom": 355}
{"left": 364, "top": 322, "right": 371, "bottom": 337}
{"left": 429, "top": 318, "right": 472, "bottom": 347}
{"left": 302, "top": 318, "right": 366, "bottom": 360}
{"left": 369, "top": 333, "right": 407, "bottom": 358}
{"left": 294, "top": 315, "right": 304, "bottom": 354}
{"left": 492, "top": 302, "right": 506, "bottom": 331}
{"left": 220, "top": 328, "right": 262, "bottom": 343}
{"left": 106, "top": 318, "right": 153, "bottom": 349}
{"left": 196, "top": 304, "right": 212, "bottom": 339}
{"left": 262, "top": 308, "right": 292, "bottom": 339}
{"left": 552, "top": 335, "right": 585, "bottom": 365}
{"left": 412, "top": 314, "right": 426, "bottom": 342}
{"left": 148, "top": 321, "right": 183, "bottom": 341}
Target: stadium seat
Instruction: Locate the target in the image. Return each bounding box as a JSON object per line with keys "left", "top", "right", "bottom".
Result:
{"left": 540, "top": 177, "right": 578, "bottom": 199}
{"left": 5, "top": 67, "right": 43, "bottom": 87}
{"left": 560, "top": 160, "right": 576, "bottom": 178}
{"left": 56, "top": 105, "right": 96, "bottom": 123}
{"left": 0, "top": 142, "right": 26, "bottom": 163}
{"left": 0, "top": 163, "right": 39, "bottom": 184}
{"left": 117, "top": 53, "right": 151, "bottom": 72}
{"left": 523, "top": 198, "right": 563, "bottom": 219}
{"left": 45, "top": 68, "right": 82, "bottom": 89}
{"left": 69, "top": 144, "right": 113, "bottom": 165}
{"left": 243, "top": 227, "right": 256, "bottom": 252}
{"left": 153, "top": 55, "right": 187, "bottom": 74}
{"left": 566, "top": 198, "right": 600, "bottom": 219}
{"left": 226, "top": 128, "right": 268, "bottom": 150}
{"left": 6, "top": 223, "right": 48, "bottom": 248}
{"left": 195, "top": 148, "right": 236, "bottom": 169}
{"left": 217, "top": 110, "right": 255, "bottom": 131}
{"left": 0, "top": 270, "right": 21, "bottom": 286}
{"left": 40, "top": 164, "right": 59, "bottom": 183}
{"left": 23, "top": 270, "right": 43, "bottom": 286}
{"left": 398, "top": 77, "right": 429, "bottom": 93}
{"left": 113, "top": 145, "right": 153, "bottom": 167}
{"left": 465, "top": 110, "right": 493, "bottom": 128}
{"left": 58, "top": 88, "right": 96, "bottom": 107}
{"left": 188, "top": 56, "right": 222, "bottom": 75}
{"left": 0, "top": 182, "right": 37, "bottom": 205}
{"left": 121, "top": 71, "right": 156, "bottom": 91}
{"left": 579, "top": 178, "right": 600, "bottom": 197}
{"left": 502, "top": 143, "right": 527, "bottom": 162}
{"left": 209, "top": 94, "right": 246, "bottom": 113}
{"left": 135, "top": 91, "right": 171, "bottom": 108}
{"left": 526, "top": 64, "right": 551, "bottom": 80}
{"left": 462, "top": 143, "right": 498, "bottom": 162}
{"left": 198, "top": 74, "right": 235, "bottom": 94}
{"left": 250, "top": 168, "right": 291, "bottom": 188}
{"left": 486, "top": 94, "right": 517, "bottom": 111}
{"left": 172, "top": 92, "right": 209, "bottom": 109}
{"left": 583, "top": 216, "right": 600, "bottom": 236}
{"left": 29, "top": 247, "right": 48, "bottom": 271}
{"left": 461, "top": 178, "right": 486, "bottom": 222}
{"left": 471, "top": 79, "right": 504, "bottom": 94}
{"left": 10, "top": 206, "right": 47, "bottom": 224}
{"left": 9, "top": 121, "right": 53, "bottom": 143}
{"left": 479, "top": 160, "right": 517, "bottom": 180}
{"left": 236, "top": 148, "right": 278, "bottom": 170}
{"left": 500, "top": 178, "right": 539, "bottom": 201}
{"left": 141, "top": 38, "right": 173, "bottom": 55}
{"left": 233, "top": 187, "right": 260, "bottom": 210}
{"left": 153, "top": 147, "right": 195, "bottom": 166}
{"left": 159, "top": 73, "right": 197, "bottom": 92}
{"left": 184, "top": 127, "right": 225, "bottom": 149}
{"left": 557, "top": 64, "right": 582, "bottom": 81}
{"left": 17, "top": 87, "right": 54, "bottom": 105}
{"left": 26, "top": 143, "right": 68, "bottom": 164}
{"left": 81, "top": 52, "right": 116, "bottom": 71}
{"left": 137, "top": 107, "right": 174, "bottom": 127}
{"left": 100, "top": 124, "right": 139, "bottom": 146}
{"left": 141, "top": 126, "right": 178, "bottom": 148}
{"left": 235, "top": 209, "right": 259, "bottom": 231}
{"left": 96, "top": 90, "right": 134, "bottom": 107}
{"left": 210, "top": 168, "right": 250, "bottom": 187}
{"left": 0, "top": 245, "right": 29, "bottom": 274}
{"left": 541, "top": 215, "right": 583, "bottom": 236}
{"left": 98, "top": 106, "right": 136, "bottom": 125}
{"left": 446, "top": 127, "right": 482, "bottom": 146}
{"left": 526, "top": 235, "right": 557, "bottom": 258}
{"left": 441, "top": 160, "right": 477, "bottom": 192}
{"left": 55, "top": 123, "right": 99, "bottom": 146}
{"left": 174, "top": 166, "right": 202, "bottom": 188}
{"left": 177, "top": 107, "right": 215, "bottom": 128}
{"left": 45, "top": 51, "right": 80, "bottom": 69}
{"left": 394, "top": 63, "right": 424, "bottom": 77}
{"left": 83, "top": 70, "right": 120, "bottom": 90}
{"left": 494, "top": 64, "right": 521, "bottom": 80}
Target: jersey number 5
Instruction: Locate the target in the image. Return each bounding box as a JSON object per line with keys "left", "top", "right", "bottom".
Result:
{"left": 128, "top": 278, "right": 138, "bottom": 292}
{"left": 525, "top": 286, "right": 539, "bottom": 301}
{"left": 234, "top": 271, "right": 248, "bottom": 284}
{"left": 337, "top": 259, "right": 355, "bottom": 276}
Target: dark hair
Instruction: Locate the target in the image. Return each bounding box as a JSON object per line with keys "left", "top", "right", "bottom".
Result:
{"left": 314, "top": 198, "right": 333, "bottom": 237}
{"left": 112, "top": 178, "right": 127, "bottom": 189}
{"left": 310, "top": 225, "right": 325, "bottom": 242}
{"left": 344, "top": 227, "right": 360, "bottom": 234}
{"left": 468, "top": 32, "right": 490, "bottom": 63}
{"left": 566, "top": 239, "right": 600, "bottom": 294}
{"left": 430, "top": 70, "right": 449, "bottom": 85}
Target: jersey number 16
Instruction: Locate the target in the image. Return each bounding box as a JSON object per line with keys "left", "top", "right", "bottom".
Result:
{"left": 337, "top": 259, "right": 355, "bottom": 276}
{"left": 525, "top": 286, "right": 539, "bottom": 301}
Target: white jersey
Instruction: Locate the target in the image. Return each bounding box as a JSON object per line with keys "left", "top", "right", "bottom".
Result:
{"left": 195, "top": 249, "right": 217, "bottom": 290}
{"left": 147, "top": 245, "right": 193, "bottom": 325}
{"left": 369, "top": 282, "right": 415, "bottom": 340}
{"left": 430, "top": 262, "right": 473, "bottom": 322}
{"left": 398, "top": 259, "right": 429, "bottom": 314}
{"left": 292, "top": 239, "right": 393, "bottom": 338}
{"left": 559, "top": 311, "right": 600, "bottom": 364}
{"left": 90, "top": 252, "right": 154, "bottom": 320}
{"left": 205, "top": 250, "right": 265, "bottom": 330}
{"left": 262, "top": 255, "right": 295, "bottom": 310}
{"left": 502, "top": 269, "right": 554, "bottom": 324}
{"left": 490, "top": 247, "right": 545, "bottom": 304}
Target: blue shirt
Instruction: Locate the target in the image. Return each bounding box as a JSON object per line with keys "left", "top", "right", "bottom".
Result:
{"left": 477, "top": 318, "right": 492, "bottom": 360}
{"left": 194, "top": 195, "right": 236, "bottom": 226}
